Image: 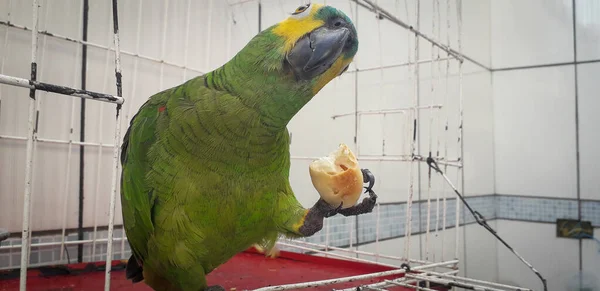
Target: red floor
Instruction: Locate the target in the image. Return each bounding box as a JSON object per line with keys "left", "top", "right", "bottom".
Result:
{"left": 0, "top": 248, "right": 440, "bottom": 291}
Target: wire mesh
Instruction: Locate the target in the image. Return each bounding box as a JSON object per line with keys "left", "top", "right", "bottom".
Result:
{"left": 0, "top": 1, "right": 529, "bottom": 291}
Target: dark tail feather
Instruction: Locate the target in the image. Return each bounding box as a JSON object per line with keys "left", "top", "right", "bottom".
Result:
{"left": 126, "top": 255, "right": 144, "bottom": 283}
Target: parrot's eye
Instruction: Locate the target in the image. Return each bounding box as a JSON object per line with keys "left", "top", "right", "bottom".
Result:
{"left": 290, "top": 4, "right": 311, "bottom": 18}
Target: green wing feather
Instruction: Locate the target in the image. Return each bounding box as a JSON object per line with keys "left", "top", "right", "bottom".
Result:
{"left": 120, "top": 87, "right": 171, "bottom": 264}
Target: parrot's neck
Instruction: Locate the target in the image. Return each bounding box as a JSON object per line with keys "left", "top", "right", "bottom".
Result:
{"left": 204, "top": 53, "right": 315, "bottom": 132}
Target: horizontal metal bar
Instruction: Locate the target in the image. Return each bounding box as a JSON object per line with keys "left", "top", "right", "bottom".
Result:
{"left": 344, "top": 270, "right": 460, "bottom": 291}
{"left": 415, "top": 270, "right": 532, "bottom": 291}
{"left": 0, "top": 21, "right": 205, "bottom": 75}
{"left": 384, "top": 280, "right": 437, "bottom": 291}
{"left": 228, "top": 0, "right": 256, "bottom": 6}
{"left": 1, "top": 135, "right": 463, "bottom": 167}
{"left": 281, "top": 239, "right": 457, "bottom": 270}
{"left": 0, "top": 73, "right": 124, "bottom": 104}
{"left": 0, "top": 237, "right": 128, "bottom": 250}
{"left": 291, "top": 155, "right": 462, "bottom": 168}
{"left": 331, "top": 105, "right": 443, "bottom": 119}
{"left": 276, "top": 242, "right": 400, "bottom": 269}
{"left": 492, "top": 58, "right": 600, "bottom": 72}
{"left": 251, "top": 260, "right": 458, "bottom": 291}
{"left": 405, "top": 273, "right": 526, "bottom": 291}
{"left": 0, "top": 134, "right": 114, "bottom": 147}
{"left": 0, "top": 135, "right": 462, "bottom": 167}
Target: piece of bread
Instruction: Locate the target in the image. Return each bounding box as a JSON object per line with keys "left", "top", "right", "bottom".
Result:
{"left": 309, "top": 143, "right": 363, "bottom": 209}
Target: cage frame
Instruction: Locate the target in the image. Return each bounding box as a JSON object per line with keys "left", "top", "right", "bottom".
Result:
{"left": 0, "top": 0, "right": 546, "bottom": 290}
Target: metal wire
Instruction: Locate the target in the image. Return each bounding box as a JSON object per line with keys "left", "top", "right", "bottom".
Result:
{"left": 0, "top": 21, "right": 205, "bottom": 75}
{"left": 103, "top": 0, "right": 125, "bottom": 290}
{"left": 19, "top": 1, "right": 40, "bottom": 289}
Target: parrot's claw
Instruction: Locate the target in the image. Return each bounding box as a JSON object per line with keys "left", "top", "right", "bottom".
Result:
{"left": 362, "top": 168, "right": 375, "bottom": 194}
{"left": 298, "top": 169, "right": 377, "bottom": 236}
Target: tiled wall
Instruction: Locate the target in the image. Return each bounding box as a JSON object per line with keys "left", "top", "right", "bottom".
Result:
{"left": 4, "top": 194, "right": 596, "bottom": 270}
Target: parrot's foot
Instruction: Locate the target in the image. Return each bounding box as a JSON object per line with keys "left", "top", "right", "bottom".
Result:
{"left": 329, "top": 168, "right": 378, "bottom": 217}
{"left": 297, "top": 169, "right": 377, "bottom": 237}
{"left": 205, "top": 285, "right": 226, "bottom": 291}
{"left": 253, "top": 244, "right": 281, "bottom": 258}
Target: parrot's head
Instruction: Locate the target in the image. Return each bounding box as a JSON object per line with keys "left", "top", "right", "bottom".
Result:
{"left": 271, "top": 3, "right": 358, "bottom": 93}
{"left": 214, "top": 3, "right": 358, "bottom": 126}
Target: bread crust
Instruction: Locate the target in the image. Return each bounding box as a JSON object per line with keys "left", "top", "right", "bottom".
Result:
{"left": 309, "top": 143, "right": 363, "bottom": 209}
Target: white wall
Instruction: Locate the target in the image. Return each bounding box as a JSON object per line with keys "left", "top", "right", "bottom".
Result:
{"left": 496, "top": 221, "right": 582, "bottom": 291}
{"left": 493, "top": 65, "right": 578, "bottom": 198}
{"left": 490, "top": 0, "right": 600, "bottom": 290}
{"left": 0, "top": 0, "right": 503, "bottom": 285}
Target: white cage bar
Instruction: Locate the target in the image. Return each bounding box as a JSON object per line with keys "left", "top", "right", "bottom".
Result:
{"left": 18, "top": 1, "right": 40, "bottom": 289}
{"left": 103, "top": 0, "right": 125, "bottom": 290}
{"left": 0, "top": 0, "right": 126, "bottom": 290}
{"left": 0, "top": 1, "right": 546, "bottom": 291}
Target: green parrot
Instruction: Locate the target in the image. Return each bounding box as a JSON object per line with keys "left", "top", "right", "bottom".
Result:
{"left": 119, "top": 3, "right": 377, "bottom": 291}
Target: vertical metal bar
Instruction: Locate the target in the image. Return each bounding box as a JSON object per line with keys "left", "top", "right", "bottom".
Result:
{"left": 92, "top": 21, "right": 113, "bottom": 261}
{"left": 124, "top": 0, "right": 143, "bottom": 123}
{"left": 60, "top": 0, "right": 85, "bottom": 263}
{"left": 226, "top": 6, "right": 233, "bottom": 61}
{"left": 20, "top": 0, "right": 40, "bottom": 289}
{"left": 404, "top": 0, "right": 420, "bottom": 262}
{"left": 351, "top": 0, "right": 359, "bottom": 158}
{"left": 440, "top": 0, "right": 451, "bottom": 264}
{"left": 258, "top": 0, "right": 262, "bottom": 32}
{"left": 455, "top": 0, "right": 464, "bottom": 269}
{"left": 204, "top": 0, "right": 214, "bottom": 70}
{"left": 26, "top": 0, "right": 49, "bottom": 268}
{"left": 105, "top": 0, "right": 124, "bottom": 289}
{"left": 374, "top": 1, "right": 383, "bottom": 262}
{"left": 424, "top": 0, "right": 438, "bottom": 265}
{"left": 182, "top": 0, "right": 192, "bottom": 81}
{"left": 77, "top": 0, "right": 89, "bottom": 263}
{"left": 432, "top": 0, "right": 442, "bottom": 264}
{"left": 158, "top": 0, "right": 169, "bottom": 91}
{"left": 351, "top": 0, "right": 359, "bottom": 255}
{"left": 571, "top": 0, "right": 583, "bottom": 274}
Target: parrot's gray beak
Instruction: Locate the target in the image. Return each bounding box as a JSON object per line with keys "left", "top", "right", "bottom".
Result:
{"left": 286, "top": 26, "right": 351, "bottom": 81}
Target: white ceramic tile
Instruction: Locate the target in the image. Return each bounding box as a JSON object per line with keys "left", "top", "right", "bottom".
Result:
{"left": 493, "top": 66, "right": 577, "bottom": 198}
{"left": 577, "top": 63, "right": 600, "bottom": 200}
{"left": 496, "top": 220, "right": 580, "bottom": 291}
{"left": 491, "top": 0, "right": 574, "bottom": 68}
{"left": 575, "top": 0, "right": 600, "bottom": 61}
